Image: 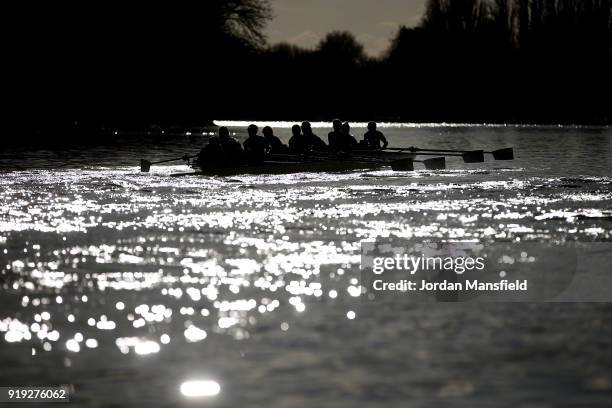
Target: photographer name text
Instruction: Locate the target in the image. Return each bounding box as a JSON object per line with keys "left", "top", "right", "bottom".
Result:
{"left": 372, "top": 279, "right": 528, "bottom": 292}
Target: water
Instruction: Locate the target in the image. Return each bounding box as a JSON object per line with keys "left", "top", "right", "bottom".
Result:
{"left": 1, "top": 124, "right": 612, "bottom": 407}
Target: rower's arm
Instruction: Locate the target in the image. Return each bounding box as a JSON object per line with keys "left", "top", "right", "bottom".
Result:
{"left": 243, "top": 139, "right": 252, "bottom": 152}
{"left": 380, "top": 132, "right": 388, "bottom": 148}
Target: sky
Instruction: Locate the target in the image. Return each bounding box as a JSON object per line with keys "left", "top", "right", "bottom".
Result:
{"left": 266, "top": 0, "right": 426, "bottom": 57}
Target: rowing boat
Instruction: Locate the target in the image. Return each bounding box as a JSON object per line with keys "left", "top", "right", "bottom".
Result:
{"left": 170, "top": 159, "right": 393, "bottom": 177}
{"left": 142, "top": 146, "right": 512, "bottom": 176}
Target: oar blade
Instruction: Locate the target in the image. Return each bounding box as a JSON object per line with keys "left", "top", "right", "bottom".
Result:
{"left": 461, "top": 150, "right": 485, "bottom": 163}
{"left": 390, "top": 158, "right": 415, "bottom": 171}
{"left": 423, "top": 157, "right": 446, "bottom": 170}
{"left": 140, "top": 159, "right": 152, "bottom": 172}
{"left": 492, "top": 147, "right": 514, "bottom": 160}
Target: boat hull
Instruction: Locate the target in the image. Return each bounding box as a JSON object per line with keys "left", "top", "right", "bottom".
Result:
{"left": 351, "top": 150, "right": 415, "bottom": 161}
{"left": 170, "top": 151, "right": 418, "bottom": 177}
{"left": 172, "top": 160, "right": 388, "bottom": 177}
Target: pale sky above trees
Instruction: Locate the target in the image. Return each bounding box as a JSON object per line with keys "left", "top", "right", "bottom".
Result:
{"left": 266, "top": 0, "right": 426, "bottom": 56}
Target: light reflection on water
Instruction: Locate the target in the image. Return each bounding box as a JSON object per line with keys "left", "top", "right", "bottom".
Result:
{"left": 2, "top": 169, "right": 611, "bottom": 346}
{"left": 1, "top": 126, "right": 612, "bottom": 405}
{"left": 180, "top": 379, "right": 221, "bottom": 397}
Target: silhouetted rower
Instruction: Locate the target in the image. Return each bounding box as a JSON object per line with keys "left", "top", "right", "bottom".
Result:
{"left": 289, "top": 124, "right": 308, "bottom": 154}
{"left": 340, "top": 122, "right": 358, "bottom": 151}
{"left": 301, "top": 121, "right": 327, "bottom": 151}
{"left": 363, "top": 121, "right": 388, "bottom": 149}
{"left": 262, "top": 126, "right": 288, "bottom": 154}
{"left": 218, "top": 126, "right": 244, "bottom": 165}
{"left": 327, "top": 119, "right": 343, "bottom": 152}
{"left": 243, "top": 124, "right": 267, "bottom": 163}
{"left": 197, "top": 136, "right": 223, "bottom": 168}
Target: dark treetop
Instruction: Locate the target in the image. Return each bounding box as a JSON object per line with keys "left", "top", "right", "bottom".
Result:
{"left": 3, "top": 0, "right": 611, "bottom": 145}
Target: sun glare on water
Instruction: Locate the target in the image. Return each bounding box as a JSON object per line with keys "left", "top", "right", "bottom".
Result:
{"left": 180, "top": 380, "right": 221, "bottom": 398}
{"left": 212, "top": 120, "right": 513, "bottom": 129}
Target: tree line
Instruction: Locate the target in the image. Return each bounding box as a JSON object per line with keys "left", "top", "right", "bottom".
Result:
{"left": 4, "top": 0, "right": 611, "bottom": 141}
{"left": 259, "top": 0, "right": 611, "bottom": 124}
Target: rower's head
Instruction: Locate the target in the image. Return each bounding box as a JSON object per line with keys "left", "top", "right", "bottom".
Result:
{"left": 247, "top": 124, "right": 258, "bottom": 137}
{"left": 367, "top": 121, "right": 377, "bottom": 131}
{"left": 342, "top": 122, "right": 351, "bottom": 134}
{"left": 332, "top": 119, "right": 342, "bottom": 132}
{"left": 301, "top": 121, "right": 312, "bottom": 135}
{"left": 291, "top": 124, "right": 301, "bottom": 137}
{"left": 262, "top": 126, "right": 274, "bottom": 138}
{"left": 218, "top": 126, "right": 230, "bottom": 140}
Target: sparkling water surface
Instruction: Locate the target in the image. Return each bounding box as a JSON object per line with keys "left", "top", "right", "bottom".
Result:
{"left": 1, "top": 124, "right": 612, "bottom": 407}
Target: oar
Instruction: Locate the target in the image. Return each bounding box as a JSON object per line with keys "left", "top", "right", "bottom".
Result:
{"left": 140, "top": 155, "right": 197, "bottom": 172}
{"left": 386, "top": 147, "right": 514, "bottom": 161}
{"left": 308, "top": 151, "right": 447, "bottom": 171}
{"left": 383, "top": 148, "right": 484, "bottom": 163}
{"left": 389, "top": 157, "right": 446, "bottom": 171}
{"left": 365, "top": 147, "right": 484, "bottom": 163}
{"left": 344, "top": 149, "right": 446, "bottom": 169}
{"left": 416, "top": 147, "right": 513, "bottom": 161}
{"left": 490, "top": 148, "right": 514, "bottom": 160}
{"left": 421, "top": 157, "right": 446, "bottom": 170}
{"left": 390, "top": 158, "right": 414, "bottom": 171}
{"left": 321, "top": 154, "right": 446, "bottom": 171}
{"left": 409, "top": 150, "right": 485, "bottom": 163}
{"left": 270, "top": 151, "right": 445, "bottom": 171}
